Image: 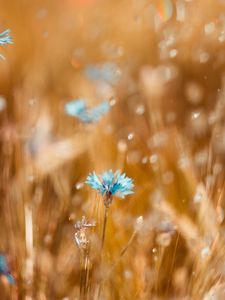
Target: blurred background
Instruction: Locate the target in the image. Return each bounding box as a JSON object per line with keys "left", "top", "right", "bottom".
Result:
{"left": 0, "top": 0, "right": 225, "bottom": 299}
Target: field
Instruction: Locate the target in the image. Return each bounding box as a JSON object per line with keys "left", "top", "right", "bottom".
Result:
{"left": 0, "top": 0, "right": 225, "bottom": 299}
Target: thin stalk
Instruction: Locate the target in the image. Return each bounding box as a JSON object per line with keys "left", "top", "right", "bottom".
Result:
{"left": 154, "top": 246, "right": 165, "bottom": 295}
{"left": 80, "top": 244, "right": 91, "bottom": 300}
{"left": 101, "top": 206, "right": 109, "bottom": 250}
{"left": 165, "top": 233, "right": 180, "bottom": 297}
{"left": 24, "top": 204, "right": 34, "bottom": 298}
{"left": 80, "top": 250, "right": 85, "bottom": 300}
{"left": 97, "top": 202, "right": 110, "bottom": 300}
{"left": 84, "top": 245, "right": 91, "bottom": 300}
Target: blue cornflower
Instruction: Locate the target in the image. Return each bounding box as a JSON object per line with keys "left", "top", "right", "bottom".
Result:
{"left": 0, "top": 255, "right": 14, "bottom": 284}
{"left": 0, "top": 29, "right": 13, "bottom": 46}
{"left": 0, "top": 29, "right": 13, "bottom": 60}
{"left": 65, "top": 99, "right": 110, "bottom": 123}
{"left": 86, "top": 170, "right": 134, "bottom": 202}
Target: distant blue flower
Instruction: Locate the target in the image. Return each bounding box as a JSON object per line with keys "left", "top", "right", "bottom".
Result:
{"left": 86, "top": 170, "right": 134, "bottom": 199}
{"left": 65, "top": 99, "right": 110, "bottom": 123}
{"left": 0, "top": 29, "right": 13, "bottom": 46}
{"left": 0, "top": 29, "right": 13, "bottom": 60}
{"left": 0, "top": 255, "right": 14, "bottom": 284}
{"left": 84, "top": 62, "right": 121, "bottom": 85}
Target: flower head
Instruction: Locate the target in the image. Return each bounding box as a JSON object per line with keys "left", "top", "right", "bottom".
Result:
{"left": 0, "top": 254, "right": 14, "bottom": 284}
{"left": 65, "top": 99, "right": 110, "bottom": 123}
{"left": 86, "top": 170, "right": 134, "bottom": 200}
{"left": 0, "top": 29, "right": 13, "bottom": 60}
{"left": 0, "top": 29, "right": 13, "bottom": 46}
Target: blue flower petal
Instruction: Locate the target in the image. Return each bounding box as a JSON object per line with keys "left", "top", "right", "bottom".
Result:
{"left": 6, "top": 274, "right": 14, "bottom": 284}
{"left": 65, "top": 99, "right": 86, "bottom": 117}
{"left": 86, "top": 170, "right": 134, "bottom": 199}
{"left": 101, "top": 170, "right": 114, "bottom": 185}
{"left": 65, "top": 99, "right": 110, "bottom": 123}
{"left": 90, "top": 101, "right": 110, "bottom": 122}
{"left": 0, "top": 255, "right": 14, "bottom": 284}
{"left": 0, "top": 29, "right": 13, "bottom": 46}
{"left": 86, "top": 172, "right": 105, "bottom": 195}
{"left": 0, "top": 255, "right": 10, "bottom": 274}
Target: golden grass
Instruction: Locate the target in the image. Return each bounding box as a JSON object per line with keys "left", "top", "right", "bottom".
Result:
{"left": 0, "top": 0, "right": 225, "bottom": 299}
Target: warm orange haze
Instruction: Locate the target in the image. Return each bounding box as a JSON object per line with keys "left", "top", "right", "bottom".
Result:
{"left": 0, "top": 0, "right": 225, "bottom": 299}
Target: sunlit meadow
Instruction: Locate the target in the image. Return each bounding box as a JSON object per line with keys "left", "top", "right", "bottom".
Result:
{"left": 0, "top": 0, "right": 225, "bottom": 299}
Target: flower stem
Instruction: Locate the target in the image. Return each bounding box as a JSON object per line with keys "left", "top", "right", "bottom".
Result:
{"left": 80, "top": 246, "right": 90, "bottom": 300}
{"left": 97, "top": 200, "right": 110, "bottom": 300}
{"left": 101, "top": 205, "right": 109, "bottom": 250}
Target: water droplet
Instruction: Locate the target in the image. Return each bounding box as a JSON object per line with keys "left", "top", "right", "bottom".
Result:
{"left": 142, "top": 156, "right": 148, "bottom": 164}
{"left": 189, "top": 110, "right": 208, "bottom": 136}
{"left": 192, "top": 112, "right": 201, "bottom": 119}
{"left": 75, "top": 182, "right": 84, "bottom": 190}
{"left": 170, "top": 49, "right": 178, "bottom": 58}
{"left": 193, "top": 191, "right": 203, "bottom": 203}
{"left": 149, "top": 154, "right": 158, "bottom": 164}
{"left": 201, "top": 247, "right": 210, "bottom": 258}
{"left": 110, "top": 97, "right": 117, "bottom": 106}
{"left": 135, "top": 104, "right": 145, "bottom": 115}
{"left": 128, "top": 133, "right": 134, "bottom": 141}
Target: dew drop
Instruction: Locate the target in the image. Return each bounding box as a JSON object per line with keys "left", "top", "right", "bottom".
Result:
{"left": 128, "top": 133, "right": 134, "bottom": 141}
{"left": 75, "top": 182, "right": 84, "bottom": 190}
{"left": 109, "top": 97, "right": 117, "bottom": 106}
{"left": 149, "top": 154, "right": 158, "bottom": 164}
{"left": 193, "top": 191, "right": 203, "bottom": 203}
{"left": 142, "top": 156, "right": 148, "bottom": 164}
{"left": 135, "top": 104, "right": 145, "bottom": 115}
{"left": 201, "top": 247, "right": 210, "bottom": 259}
{"left": 170, "top": 49, "right": 178, "bottom": 58}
